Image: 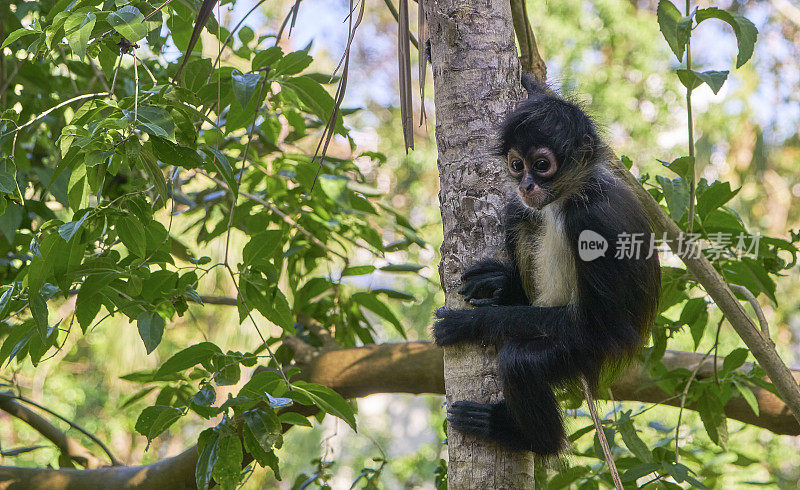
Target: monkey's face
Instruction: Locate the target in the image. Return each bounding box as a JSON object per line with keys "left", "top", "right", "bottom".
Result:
{"left": 507, "top": 147, "right": 558, "bottom": 210}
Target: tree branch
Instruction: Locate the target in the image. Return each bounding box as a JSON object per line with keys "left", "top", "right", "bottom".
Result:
{"left": 1, "top": 342, "right": 796, "bottom": 488}
{"left": 0, "top": 396, "right": 107, "bottom": 469}
{"left": 613, "top": 164, "right": 800, "bottom": 428}
{"left": 509, "top": 0, "right": 547, "bottom": 79}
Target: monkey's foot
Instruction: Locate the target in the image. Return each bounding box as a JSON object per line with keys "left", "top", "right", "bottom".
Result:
{"left": 447, "top": 401, "right": 494, "bottom": 439}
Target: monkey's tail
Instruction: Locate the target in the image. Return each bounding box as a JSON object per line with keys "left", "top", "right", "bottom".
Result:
{"left": 521, "top": 72, "right": 550, "bottom": 98}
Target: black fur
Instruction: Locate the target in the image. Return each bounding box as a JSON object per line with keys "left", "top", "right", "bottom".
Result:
{"left": 433, "top": 76, "right": 661, "bottom": 456}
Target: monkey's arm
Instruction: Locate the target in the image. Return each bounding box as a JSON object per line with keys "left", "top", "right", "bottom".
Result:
{"left": 432, "top": 305, "right": 571, "bottom": 346}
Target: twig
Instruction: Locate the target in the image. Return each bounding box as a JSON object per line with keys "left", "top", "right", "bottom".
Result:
{"left": 674, "top": 343, "right": 715, "bottom": 463}
{"left": 729, "top": 284, "right": 770, "bottom": 339}
{"left": 3, "top": 92, "right": 108, "bottom": 135}
{"left": 199, "top": 171, "right": 347, "bottom": 260}
{"left": 0, "top": 392, "right": 121, "bottom": 466}
{"left": 580, "top": 377, "right": 622, "bottom": 490}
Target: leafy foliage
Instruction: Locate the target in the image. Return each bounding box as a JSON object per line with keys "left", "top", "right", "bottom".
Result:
{"left": 0, "top": 1, "right": 426, "bottom": 486}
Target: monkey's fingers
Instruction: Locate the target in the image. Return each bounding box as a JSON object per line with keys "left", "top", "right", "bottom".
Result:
{"left": 468, "top": 290, "right": 502, "bottom": 307}
{"left": 461, "top": 259, "right": 506, "bottom": 280}
{"left": 458, "top": 276, "right": 504, "bottom": 301}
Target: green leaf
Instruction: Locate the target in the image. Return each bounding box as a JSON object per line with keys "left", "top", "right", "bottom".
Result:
{"left": 734, "top": 381, "right": 760, "bottom": 416}
{"left": 621, "top": 463, "right": 661, "bottom": 482}
{"left": 0, "top": 285, "right": 15, "bottom": 320}
{"left": 272, "top": 50, "right": 312, "bottom": 76}
{"left": 280, "top": 76, "right": 343, "bottom": 132}
{"left": 27, "top": 233, "right": 59, "bottom": 295}
{"left": 183, "top": 58, "right": 213, "bottom": 92}
{"left": 192, "top": 384, "right": 217, "bottom": 406}
{"left": 341, "top": 265, "right": 376, "bottom": 276}
{"left": 64, "top": 12, "right": 96, "bottom": 61}
{"left": 243, "top": 408, "right": 282, "bottom": 453}
{"left": 656, "top": 175, "right": 690, "bottom": 221}
{"left": 68, "top": 164, "right": 88, "bottom": 212}
{"left": 117, "top": 215, "right": 147, "bottom": 257}
{"left": 58, "top": 212, "right": 90, "bottom": 242}
{"left": 695, "top": 7, "right": 758, "bottom": 68}
{"left": 108, "top": 6, "right": 148, "bottom": 42}
{"left": 676, "top": 69, "right": 729, "bottom": 94}
{"left": 679, "top": 297, "right": 708, "bottom": 349}
{"left": 29, "top": 292, "right": 49, "bottom": 340}
{"left": 291, "top": 381, "right": 356, "bottom": 431}
{"left": 1, "top": 27, "right": 41, "bottom": 49}
{"left": 721, "top": 347, "right": 748, "bottom": 374}
{"left": 697, "top": 181, "right": 739, "bottom": 219}
{"left": 252, "top": 46, "right": 283, "bottom": 71}
{"left": 135, "top": 405, "right": 183, "bottom": 444}
{"left": 658, "top": 156, "right": 692, "bottom": 181}
{"left": 137, "top": 149, "right": 169, "bottom": 205}
{"left": 155, "top": 342, "right": 222, "bottom": 377}
{"left": 125, "top": 106, "right": 175, "bottom": 140}
{"left": 212, "top": 433, "right": 243, "bottom": 489}
{"left": 196, "top": 428, "right": 220, "bottom": 490}
{"left": 657, "top": 0, "right": 685, "bottom": 61}
{"left": 150, "top": 137, "right": 203, "bottom": 169}
{"left": 231, "top": 70, "right": 261, "bottom": 108}
{"left": 137, "top": 311, "right": 165, "bottom": 354}
{"left": 724, "top": 258, "right": 777, "bottom": 304}
{"left": 372, "top": 288, "right": 415, "bottom": 301}
{"left": 242, "top": 230, "right": 283, "bottom": 266}
{"left": 279, "top": 411, "right": 312, "bottom": 427}
{"left": 697, "top": 388, "right": 728, "bottom": 448}
{"left": 618, "top": 411, "right": 652, "bottom": 462}
{"left": 379, "top": 263, "right": 424, "bottom": 273}
{"left": 207, "top": 148, "right": 237, "bottom": 194}
{"left": 351, "top": 292, "right": 405, "bottom": 337}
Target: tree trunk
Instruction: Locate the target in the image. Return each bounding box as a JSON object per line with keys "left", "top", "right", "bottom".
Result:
{"left": 423, "top": 0, "right": 532, "bottom": 486}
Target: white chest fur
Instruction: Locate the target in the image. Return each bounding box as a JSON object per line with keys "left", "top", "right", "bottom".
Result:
{"left": 515, "top": 204, "right": 577, "bottom": 307}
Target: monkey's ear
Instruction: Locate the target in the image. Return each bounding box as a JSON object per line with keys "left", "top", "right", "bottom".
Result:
{"left": 521, "top": 72, "right": 548, "bottom": 98}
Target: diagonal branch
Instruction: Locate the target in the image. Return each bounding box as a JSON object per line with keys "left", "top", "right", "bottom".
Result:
{"left": 613, "top": 164, "right": 800, "bottom": 428}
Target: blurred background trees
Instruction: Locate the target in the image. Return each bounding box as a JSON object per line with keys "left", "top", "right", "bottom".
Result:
{"left": 1, "top": 0, "right": 800, "bottom": 488}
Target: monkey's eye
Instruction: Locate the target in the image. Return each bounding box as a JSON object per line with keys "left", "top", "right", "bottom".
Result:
{"left": 509, "top": 159, "right": 524, "bottom": 175}
{"left": 532, "top": 159, "right": 551, "bottom": 173}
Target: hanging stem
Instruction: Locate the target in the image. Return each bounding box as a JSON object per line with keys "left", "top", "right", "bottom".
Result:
{"left": 581, "top": 377, "right": 623, "bottom": 490}
{"left": 686, "top": 0, "right": 696, "bottom": 233}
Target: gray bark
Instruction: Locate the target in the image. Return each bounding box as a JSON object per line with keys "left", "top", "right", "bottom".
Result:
{"left": 423, "top": 0, "right": 533, "bottom": 487}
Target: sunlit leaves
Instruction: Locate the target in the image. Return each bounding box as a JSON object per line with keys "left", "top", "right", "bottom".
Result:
{"left": 155, "top": 342, "right": 222, "bottom": 378}
{"left": 108, "top": 6, "right": 148, "bottom": 42}
{"left": 135, "top": 405, "right": 183, "bottom": 445}
{"left": 290, "top": 381, "right": 357, "bottom": 431}
{"left": 64, "top": 12, "right": 96, "bottom": 61}
{"left": 676, "top": 69, "right": 729, "bottom": 94}
{"left": 656, "top": 0, "right": 686, "bottom": 61}
{"left": 1, "top": 27, "right": 41, "bottom": 49}
{"left": 231, "top": 70, "right": 262, "bottom": 108}
{"left": 695, "top": 7, "right": 758, "bottom": 68}
{"left": 272, "top": 50, "right": 313, "bottom": 76}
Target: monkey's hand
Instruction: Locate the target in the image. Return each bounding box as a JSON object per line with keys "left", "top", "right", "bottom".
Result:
{"left": 432, "top": 308, "right": 482, "bottom": 346}
{"left": 458, "top": 259, "right": 510, "bottom": 307}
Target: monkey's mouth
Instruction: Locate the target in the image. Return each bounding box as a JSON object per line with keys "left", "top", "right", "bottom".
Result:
{"left": 519, "top": 188, "right": 549, "bottom": 210}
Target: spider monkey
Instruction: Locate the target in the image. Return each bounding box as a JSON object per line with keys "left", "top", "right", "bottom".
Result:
{"left": 432, "top": 74, "right": 661, "bottom": 456}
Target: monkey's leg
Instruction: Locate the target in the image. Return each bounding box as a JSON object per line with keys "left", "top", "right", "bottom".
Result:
{"left": 446, "top": 341, "right": 570, "bottom": 456}
{"left": 497, "top": 341, "right": 569, "bottom": 455}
